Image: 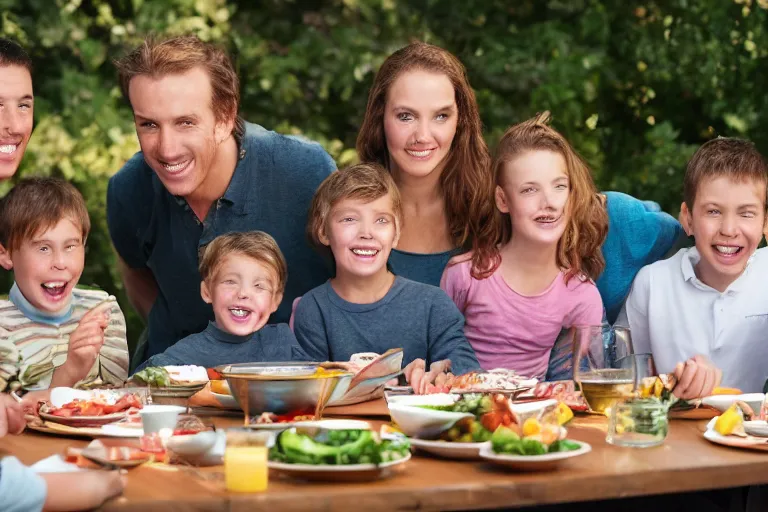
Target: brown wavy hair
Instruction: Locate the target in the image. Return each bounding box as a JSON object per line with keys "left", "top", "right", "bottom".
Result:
{"left": 115, "top": 35, "right": 244, "bottom": 140}
{"left": 356, "top": 42, "right": 496, "bottom": 278}
{"left": 481, "top": 112, "right": 607, "bottom": 282}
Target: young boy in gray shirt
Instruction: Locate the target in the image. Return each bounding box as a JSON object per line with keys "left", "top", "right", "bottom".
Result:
{"left": 292, "top": 163, "right": 480, "bottom": 383}
{"left": 135, "top": 231, "right": 307, "bottom": 372}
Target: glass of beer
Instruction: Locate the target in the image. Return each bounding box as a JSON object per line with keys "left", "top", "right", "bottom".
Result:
{"left": 572, "top": 324, "right": 635, "bottom": 415}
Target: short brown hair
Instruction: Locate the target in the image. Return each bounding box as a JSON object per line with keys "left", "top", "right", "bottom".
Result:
{"left": 307, "top": 163, "right": 402, "bottom": 263}
{"left": 684, "top": 137, "right": 768, "bottom": 209}
{"left": 115, "top": 35, "right": 241, "bottom": 135}
{"left": 356, "top": 42, "right": 496, "bottom": 277}
{"left": 0, "top": 177, "right": 90, "bottom": 253}
{"left": 0, "top": 38, "right": 32, "bottom": 74}
{"left": 199, "top": 231, "right": 287, "bottom": 295}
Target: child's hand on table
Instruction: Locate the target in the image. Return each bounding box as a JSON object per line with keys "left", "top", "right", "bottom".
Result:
{"left": 404, "top": 359, "right": 453, "bottom": 394}
{"left": 0, "top": 393, "right": 25, "bottom": 436}
{"left": 42, "top": 470, "right": 126, "bottom": 511}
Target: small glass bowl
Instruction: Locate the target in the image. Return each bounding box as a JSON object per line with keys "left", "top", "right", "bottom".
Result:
{"left": 606, "top": 398, "right": 669, "bottom": 448}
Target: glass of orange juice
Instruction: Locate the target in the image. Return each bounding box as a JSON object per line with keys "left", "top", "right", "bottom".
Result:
{"left": 224, "top": 429, "right": 271, "bottom": 492}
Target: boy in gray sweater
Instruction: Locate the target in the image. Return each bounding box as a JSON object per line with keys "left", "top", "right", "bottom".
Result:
{"left": 135, "top": 231, "right": 307, "bottom": 372}
{"left": 292, "top": 163, "right": 480, "bottom": 387}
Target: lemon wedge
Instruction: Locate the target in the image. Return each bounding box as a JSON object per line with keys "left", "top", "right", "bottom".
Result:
{"left": 714, "top": 405, "right": 743, "bottom": 436}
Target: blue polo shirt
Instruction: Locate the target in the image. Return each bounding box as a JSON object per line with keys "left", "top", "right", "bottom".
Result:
{"left": 107, "top": 122, "right": 335, "bottom": 362}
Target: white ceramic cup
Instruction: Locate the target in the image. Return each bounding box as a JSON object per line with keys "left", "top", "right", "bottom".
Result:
{"left": 139, "top": 405, "right": 186, "bottom": 434}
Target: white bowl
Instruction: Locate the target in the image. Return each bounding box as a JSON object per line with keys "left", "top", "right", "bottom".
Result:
{"left": 387, "top": 402, "right": 472, "bottom": 438}
{"left": 166, "top": 431, "right": 225, "bottom": 466}
{"left": 701, "top": 393, "right": 764, "bottom": 414}
{"left": 509, "top": 399, "right": 559, "bottom": 421}
{"left": 744, "top": 420, "right": 768, "bottom": 438}
{"left": 385, "top": 393, "right": 458, "bottom": 406}
{"left": 139, "top": 405, "right": 186, "bottom": 434}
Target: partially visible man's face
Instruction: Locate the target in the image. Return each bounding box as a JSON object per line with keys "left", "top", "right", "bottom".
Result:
{"left": 128, "top": 67, "right": 231, "bottom": 199}
{"left": 0, "top": 65, "right": 33, "bottom": 180}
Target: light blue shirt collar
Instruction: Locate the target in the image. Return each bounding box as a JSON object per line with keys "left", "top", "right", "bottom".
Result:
{"left": 9, "top": 282, "right": 73, "bottom": 325}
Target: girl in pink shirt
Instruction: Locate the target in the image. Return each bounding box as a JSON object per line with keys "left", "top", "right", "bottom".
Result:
{"left": 441, "top": 112, "right": 607, "bottom": 379}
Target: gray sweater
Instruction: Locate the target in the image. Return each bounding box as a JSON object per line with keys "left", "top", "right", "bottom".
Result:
{"left": 134, "top": 321, "right": 308, "bottom": 372}
{"left": 293, "top": 277, "right": 480, "bottom": 375}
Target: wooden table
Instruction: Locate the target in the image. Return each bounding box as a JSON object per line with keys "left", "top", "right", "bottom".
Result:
{"left": 3, "top": 402, "right": 768, "bottom": 511}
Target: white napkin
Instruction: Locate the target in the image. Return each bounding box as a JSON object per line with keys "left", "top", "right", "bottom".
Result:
{"left": 30, "top": 454, "right": 83, "bottom": 473}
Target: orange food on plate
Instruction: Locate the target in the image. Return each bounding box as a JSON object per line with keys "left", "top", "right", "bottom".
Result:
{"left": 210, "top": 380, "right": 230, "bottom": 395}
{"left": 48, "top": 394, "right": 142, "bottom": 417}
{"left": 712, "top": 387, "right": 742, "bottom": 395}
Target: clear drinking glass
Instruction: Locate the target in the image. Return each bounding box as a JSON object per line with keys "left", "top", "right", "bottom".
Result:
{"left": 572, "top": 324, "right": 635, "bottom": 415}
{"left": 224, "top": 429, "right": 271, "bottom": 492}
{"left": 606, "top": 398, "right": 669, "bottom": 447}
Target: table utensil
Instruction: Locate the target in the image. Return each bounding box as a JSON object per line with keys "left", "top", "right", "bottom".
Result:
{"left": 478, "top": 441, "right": 591, "bottom": 471}
{"left": 606, "top": 398, "right": 668, "bottom": 447}
{"left": 268, "top": 453, "right": 410, "bottom": 482}
{"left": 701, "top": 393, "right": 764, "bottom": 415}
{"left": 572, "top": 325, "right": 635, "bottom": 414}
{"left": 216, "top": 362, "right": 353, "bottom": 418}
{"left": 225, "top": 428, "right": 271, "bottom": 492}
{"left": 139, "top": 405, "right": 186, "bottom": 434}
{"left": 703, "top": 417, "right": 768, "bottom": 450}
{"left": 407, "top": 438, "right": 490, "bottom": 460}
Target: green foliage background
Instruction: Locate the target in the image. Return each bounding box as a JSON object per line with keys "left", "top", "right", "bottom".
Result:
{"left": 2, "top": 0, "right": 767, "bottom": 352}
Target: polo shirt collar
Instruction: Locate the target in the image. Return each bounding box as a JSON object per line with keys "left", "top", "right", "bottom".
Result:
{"left": 172, "top": 123, "right": 250, "bottom": 215}
{"left": 681, "top": 246, "right": 754, "bottom": 293}
{"left": 220, "top": 147, "right": 250, "bottom": 214}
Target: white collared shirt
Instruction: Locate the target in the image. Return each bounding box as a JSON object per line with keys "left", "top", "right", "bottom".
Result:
{"left": 618, "top": 247, "right": 768, "bottom": 393}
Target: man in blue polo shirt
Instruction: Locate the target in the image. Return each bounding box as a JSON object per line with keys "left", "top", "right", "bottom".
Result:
{"left": 107, "top": 36, "right": 335, "bottom": 366}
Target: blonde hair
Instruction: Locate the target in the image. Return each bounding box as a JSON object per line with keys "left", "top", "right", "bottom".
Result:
{"left": 199, "top": 231, "right": 287, "bottom": 295}
{"left": 478, "top": 112, "right": 608, "bottom": 282}
{"left": 0, "top": 177, "right": 90, "bottom": 253}
{"left": 307, "top": 163, "right": 402, "bottom": 264}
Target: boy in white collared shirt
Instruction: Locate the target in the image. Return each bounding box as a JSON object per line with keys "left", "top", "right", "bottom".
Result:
{"left": 619, "top": 137, "right": 768, "bottom": 397}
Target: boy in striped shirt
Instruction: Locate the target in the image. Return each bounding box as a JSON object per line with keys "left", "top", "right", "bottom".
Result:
{"left": 0, "top": 177, "right": 129, "bottom": 392}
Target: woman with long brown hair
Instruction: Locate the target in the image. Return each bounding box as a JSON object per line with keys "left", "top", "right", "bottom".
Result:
{"left": 356, "top": 42, "right": 497, "bottom": 286}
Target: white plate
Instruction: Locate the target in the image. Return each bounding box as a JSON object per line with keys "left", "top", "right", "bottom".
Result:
{"left": 292, "top": 419, "right": 372, "bottom": 430}
{"left": 409, "top": 438, "right": 490, "bottom": 460}
{"left": 268, "top": 452, "right": 410, "bottom": 482}
{"left": 479, "top": 441, "right": 591, "bottom": 471}
{"left": 701, "top": 393, "right": 764, "bottom": 414}
{"left": 99, "top": 424, "right": 144, "bottom": 438}
{"left": 703, "top": 417, "right": 768, "bottom": 450}
{"left": 212, "top": 392, "right": 241, "bottom": 410}
{"left": 385, "top": 393, "right": 458, "bottom": 406}
{"left": 39, "top": 411, "right": 128, "bottom": 428}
